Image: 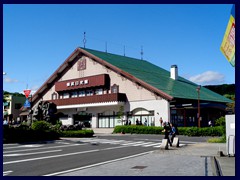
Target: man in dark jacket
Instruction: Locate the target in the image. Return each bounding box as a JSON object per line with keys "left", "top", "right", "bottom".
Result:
{"left": 162, "top": 122, "right": 172, "bottom": 146}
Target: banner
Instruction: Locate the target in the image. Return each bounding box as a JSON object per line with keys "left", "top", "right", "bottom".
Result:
{"left": 220, "top": 5, "right": 235, "bottom": 67}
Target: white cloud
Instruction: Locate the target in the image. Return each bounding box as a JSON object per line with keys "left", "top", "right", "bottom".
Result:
{"left": 4, "top": 77, "right": 19, "bottom": 83}
{"left": 19, "top": 85, "right": 39, "bottom": 95}
{"left": 189, "top": 71, "right": 225, "bottom": 85}
{"left": 30, "top": 85, "right": 40, "bottom": 95}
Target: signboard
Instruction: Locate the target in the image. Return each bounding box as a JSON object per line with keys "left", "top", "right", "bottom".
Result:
{"left": 24, "top": 89, "right": 31, "bottom": 98}
{"left": 24, "top": 99, "right": 31, "bottom": 108}
{"left": 220, "top": 5, "right": 235, "bottom": 67}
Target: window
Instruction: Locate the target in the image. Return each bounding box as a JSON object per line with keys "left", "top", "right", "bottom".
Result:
{"left": 71, "top": 91, "right": 78, "bottom": 98}
{"left": 52, "top": 92, "right": 58, "bottom": 100}
{"left": 95, "top": 88, "right": 103, "bottom": 95}
{"left": 15, "top": 103, "right": 22, "bottom": 109}
{"left": 63, "top": 93, "right": 69, "bottom": 99}
{"left": 111, "top": 84, "right": 119, "bottom": 93}
{"left": 86, "top": 90, "right": 93, "bottom": 96}
{"left": 79, "top": 91, "right": 85, "bottom": 97}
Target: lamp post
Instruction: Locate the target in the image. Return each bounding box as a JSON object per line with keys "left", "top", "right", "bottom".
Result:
{"left": 196, "top": 85, "right": 201, "bottom": 128}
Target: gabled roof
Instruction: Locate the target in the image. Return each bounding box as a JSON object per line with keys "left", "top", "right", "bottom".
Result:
{"left": 32, "top": 47, "right": 232, "bottom": 104}
{"left": 81, "top": 48, "right": 232, "bottom": 103}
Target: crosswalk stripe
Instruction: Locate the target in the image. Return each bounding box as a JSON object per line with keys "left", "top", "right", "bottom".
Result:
{"left": 71, "top": 138, "right": 187, "bottom": 148}
{"left": 132, "top": 142, "right": 157, "bottom": 146}
{"left": 121, "top": 141, "right": 145, "bottom": 146}
{"left": 143, "top": 143, "right": 161, "bottom": 147}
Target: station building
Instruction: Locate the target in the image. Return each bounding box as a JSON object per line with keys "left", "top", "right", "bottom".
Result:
{"left": 31, "top": 47, "right": 232, "bottom": 128}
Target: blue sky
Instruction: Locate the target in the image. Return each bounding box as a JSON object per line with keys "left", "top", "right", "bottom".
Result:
{"left": 3, "top": 4, "right": 235, "bottom": 94}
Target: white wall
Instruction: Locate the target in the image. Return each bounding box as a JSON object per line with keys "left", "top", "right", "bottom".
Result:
{"left": 129, "top": 99, "right": 170, "bottom": 126}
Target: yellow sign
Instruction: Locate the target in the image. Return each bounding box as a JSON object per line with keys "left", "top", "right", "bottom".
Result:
{"left": 220, "top": 10, "right": 235, "bottom": 67}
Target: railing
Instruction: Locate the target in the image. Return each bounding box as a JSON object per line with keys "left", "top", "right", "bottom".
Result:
{"left": 48, "top": 93, "right": 127, "bottom": 106}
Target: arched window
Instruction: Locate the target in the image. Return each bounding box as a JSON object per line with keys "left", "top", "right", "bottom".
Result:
{"left": 52, "top": 92, "right": 58, "bottom": 100}
{"left": 111, "top": 84, "right": 119, "bottom": 93}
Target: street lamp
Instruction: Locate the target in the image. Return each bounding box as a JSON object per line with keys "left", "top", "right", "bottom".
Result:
{"left": 196, "top": 85, "right": 201, "bottom": 128}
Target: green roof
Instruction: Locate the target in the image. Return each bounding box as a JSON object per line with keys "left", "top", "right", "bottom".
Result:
{"left": 82, "top": 48, "right": 232, "bottom": 103}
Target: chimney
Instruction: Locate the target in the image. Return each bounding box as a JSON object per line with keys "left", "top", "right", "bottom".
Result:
{"left": 170, "top": 65, "right": 178, "bottom": 80}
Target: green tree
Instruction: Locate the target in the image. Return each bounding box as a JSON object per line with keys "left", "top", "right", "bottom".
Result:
{"left": 224, "top": 94, "right": 235, "bottom": 114}
{"left": 215, "top": 116, "right": 225, "bottom": 127}
{"left": 117, "top": 105, "right": 124, "bottom": 125}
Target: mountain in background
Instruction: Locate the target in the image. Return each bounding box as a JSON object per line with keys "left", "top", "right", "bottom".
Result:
{"left": 204, "top": 84, "right": 235, "bottom": 96}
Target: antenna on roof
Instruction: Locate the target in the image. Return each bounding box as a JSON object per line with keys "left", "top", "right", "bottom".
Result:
{"left": 105, "top": 42, "right": 108, "bottom": 53}
{"left": 124, "top": 45, "right": 125, "bottom": 56}
{"left": 140, "top": 46, "right": 144, "bottom": 60}
{"left": 83, "top": 32, "right": 87, "bottom": 48}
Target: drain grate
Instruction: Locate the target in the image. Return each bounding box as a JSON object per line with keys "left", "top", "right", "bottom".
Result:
{"left": 131, "top": 166, "right": 147, "bottom": 169}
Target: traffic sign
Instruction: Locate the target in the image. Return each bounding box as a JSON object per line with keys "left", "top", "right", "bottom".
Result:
{"left": 24, "top": 99, "right": 31, "bottom": 108}
{"left": 24, "top": 89, "right": 31, "bottom": 98}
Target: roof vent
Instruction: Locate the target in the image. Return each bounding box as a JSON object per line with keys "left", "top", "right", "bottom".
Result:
{"left": 170, "top": 65, "right": 178, "bottom": 80}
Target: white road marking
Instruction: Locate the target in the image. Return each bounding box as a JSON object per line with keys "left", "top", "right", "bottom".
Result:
{"left": 3, "top": 170, "right": 13, "bottom": 176}
{"left": 4, "top": 143, "right": 82, "bottom": 154}
{"left": 132, "top": 142, "right": 157, "bottom": 146}
{"left": 121, "top": 141, "right": 145, "bottom": 146}
{"left": 43, "top": 150, "right": 154, "bottom": 176}
{"left": 3, "top": 149, "right": 62, "bottom": 157}
{"left": 78, "top": 138, "right": 191, "bottom": 148}
{"left": 143, "top": 143, "right": 161, "bottom": 147}
{"left": 3, "top": 145, "right": 128, "bottom": 165}
{"left": 4, "top": 144, "right": 43, "bottom": 150}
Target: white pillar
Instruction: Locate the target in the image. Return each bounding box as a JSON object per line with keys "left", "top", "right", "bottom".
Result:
{"left": 91, "top": 116, "right": 97, "bottom": 128}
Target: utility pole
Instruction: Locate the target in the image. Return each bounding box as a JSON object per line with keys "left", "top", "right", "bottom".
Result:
{"left": 196, "top": 85, "right": 201, "bottom": 128}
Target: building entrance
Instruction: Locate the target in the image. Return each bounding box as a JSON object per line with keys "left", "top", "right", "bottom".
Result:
{"left": 73, "top": 113, "right": 92, "bottom": 127}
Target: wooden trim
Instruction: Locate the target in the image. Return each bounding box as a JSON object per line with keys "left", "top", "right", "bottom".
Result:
{"left": 48, "top": 93, "right": 127, "bottom": 106}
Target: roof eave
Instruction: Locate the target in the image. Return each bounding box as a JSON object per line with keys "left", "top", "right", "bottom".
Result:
{"left": 78, "top": 48, "right": 173, "bottom": 101}
{"left": 32, "top": 48, "right": 81, "bottom": 104}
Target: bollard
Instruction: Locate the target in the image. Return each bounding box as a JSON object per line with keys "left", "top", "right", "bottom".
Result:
{"left": 172, "top": 137, "right": 179, "bottom": 147}
{"left": 160, "top": 139, "right": 169, "bottom": 150}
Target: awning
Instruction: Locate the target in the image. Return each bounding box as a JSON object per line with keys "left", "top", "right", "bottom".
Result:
{"left": 19, "top": 111, "right": 29, "bottom": 116}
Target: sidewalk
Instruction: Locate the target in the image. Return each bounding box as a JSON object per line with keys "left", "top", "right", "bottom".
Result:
{"left": 59, "top": 135, "right": 235, "bottom": 176}
{"left": 90, "top": 128, "right": 115, "bottom": 135}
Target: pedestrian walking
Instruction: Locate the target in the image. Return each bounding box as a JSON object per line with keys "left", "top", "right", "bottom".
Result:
{"left": 208, "top": 120, "right": 212, "bottom": 127}
{"left": 128, "top": 120, "right": 131, "bottom": 125}
{"left": 162, "top": 122, "right": 172, "bottom": 146}
{"left": 170, "top": 123, "right": 176, "bottom": 143}
{"left": 136, "top": 119, "right": 139, "bottom": 125}
{"left": 144, "top": 118, "right": 148, "bottom": 126}
{"left": 159, "top": 117, "right": 163, "bottom": 127}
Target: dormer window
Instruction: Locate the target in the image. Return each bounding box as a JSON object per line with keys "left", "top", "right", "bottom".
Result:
{"left": 52, "top": 92, "right": 58, "bottom": 100}
{"left": 111, "top": 84, "right": 119, "bottom": 93}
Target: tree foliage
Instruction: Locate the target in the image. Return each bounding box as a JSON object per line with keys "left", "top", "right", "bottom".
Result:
{"left": 204, "top": 84, "right": 235, "bottom": 95}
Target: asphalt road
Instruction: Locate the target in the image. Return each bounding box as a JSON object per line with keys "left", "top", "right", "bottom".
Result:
{"left": 3, "top": 134, "right": 209, "bottom": 176}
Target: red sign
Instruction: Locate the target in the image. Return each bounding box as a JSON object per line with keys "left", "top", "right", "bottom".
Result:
{"left": 24, "top": 89, "right": 31, "bottom": 98}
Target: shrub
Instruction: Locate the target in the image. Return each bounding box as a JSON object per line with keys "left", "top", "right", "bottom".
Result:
{"left": 113, "top": 125, "right": 224, "bottom": 136}
{"left": 207, "top": 136, "right": 226, "bottom": 143}
{"left": 60, "top": 129, "right": 94, "bottom": 137}
{"left": 113, "top": 125, "right": 163, "bottom": 134}
{"left": 31, "top": 120, "right": 51, "bottom": 131}
{"left": 3, "top": 127, "right": 60, "bottom": 143}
